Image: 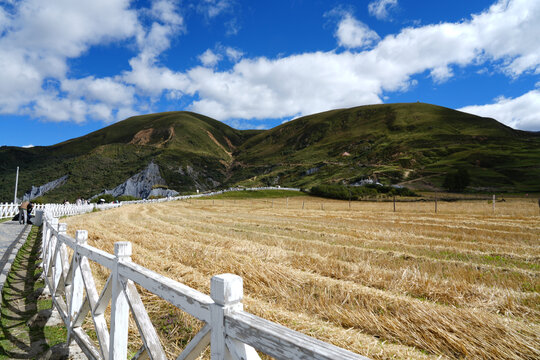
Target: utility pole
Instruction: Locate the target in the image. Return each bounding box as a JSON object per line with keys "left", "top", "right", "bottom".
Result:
{"left": 14, "top": 166, "right": 19, "bottom": 204}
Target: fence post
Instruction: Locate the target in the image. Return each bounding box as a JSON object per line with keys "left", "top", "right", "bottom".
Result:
{"left": 210, "top": 274, "right": 260, "bottom": 360}
{"left": 109, "top": 242, "right": 132, "bottom": 360}
{"left": 41, "top": 215, "right": 49, "bottom": 268}
{"left": 68, "top": 230, "right": 87, "bottom": 342}
{"left": 53, "top": 223, "right": 68, "bottom": 295}
{"left": 44, "top": 217, "right": 58, "bottom": 278}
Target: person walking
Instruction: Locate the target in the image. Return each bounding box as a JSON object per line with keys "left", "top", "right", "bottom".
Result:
{"left": 19, "top": 200, "right": 30, "bottom": 224}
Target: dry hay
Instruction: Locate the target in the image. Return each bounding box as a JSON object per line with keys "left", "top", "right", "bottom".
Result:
{"left": 64, "top": 197, "right": 540, "bottom": 359}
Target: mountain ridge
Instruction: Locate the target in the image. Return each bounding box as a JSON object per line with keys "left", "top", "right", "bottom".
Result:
{"left": 1, "top": 103, "right": 539, "bottom": 202}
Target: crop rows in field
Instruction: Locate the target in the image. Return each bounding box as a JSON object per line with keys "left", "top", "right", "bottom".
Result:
{"left": 64, "top": 197, "right": 540, "bottom": 359}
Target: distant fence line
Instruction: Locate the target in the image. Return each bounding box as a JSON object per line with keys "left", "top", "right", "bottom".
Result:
{"left": 0, "top": 187, "right": 301, "bottom": 220}
{"left": 122, "top": 187, "right": 302, "bottom": 205}
{"left": 38, "top": 203, "right": 367, "bottom": 360}
{"left": 0, "top": 202, "right": 121, "bottom": 220}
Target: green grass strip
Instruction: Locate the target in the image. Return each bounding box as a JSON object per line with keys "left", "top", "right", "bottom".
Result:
{"left": 0, "top": 226, "right": 67, "bottom": 358}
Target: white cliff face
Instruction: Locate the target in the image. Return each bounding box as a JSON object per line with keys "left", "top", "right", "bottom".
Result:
{"left": 23, "top": 175, "right": 68, "bottom": 200}
{"left": 148, "top": 188, "right": 179, "bottom": 198}
{"left": 101, "top": 162, "right": 178, "bottom": 199}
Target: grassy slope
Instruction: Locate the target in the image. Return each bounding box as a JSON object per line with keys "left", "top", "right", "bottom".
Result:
{"left": 233, "top": 103, "right": 540, "bottom": 191}
{"left": 1, "top": 103, "right": 539, "bottom": 202}
{"left": 0, "top": 112, "right": 255, "bottom": 202}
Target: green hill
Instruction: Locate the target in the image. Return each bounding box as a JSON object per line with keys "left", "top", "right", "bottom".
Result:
{"left": 1, "top": 103, "right": 539, "bottom": 202}
{"left": 232, "top": 103, "right": 540, "bottom": 191}
{"left": 0, "top": 112, "right": 257, "bottom": 202}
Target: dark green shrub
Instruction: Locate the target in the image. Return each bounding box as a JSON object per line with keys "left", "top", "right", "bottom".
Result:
{"left": 443, "top": 168, "right": 470, "bottom": 192}
{"left": 91, "top": 194, "right": 115, "bottom": 203}
{"left": 116, "top": 195, "right": 140, "bottom": 202}
{"left": 311, "top": 183, "right": 417, "bottom": 200}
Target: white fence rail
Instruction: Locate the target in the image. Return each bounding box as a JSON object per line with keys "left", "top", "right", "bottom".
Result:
{"left": 0, "top": 203, "right": 19, "bottom": 219}
{"left": 1, "top": 187, "right": 298, "bottom": 219}
{"left": 122, "top": 187, "right": 301, "bottom": 205}
{"left": 0, "top": 202, "right": 122, "bottom": 220}
{"left": 40, "top": 210, "right": 368, "bottom": 360}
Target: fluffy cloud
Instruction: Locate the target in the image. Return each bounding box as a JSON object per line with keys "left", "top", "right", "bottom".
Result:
{"left": 0, "top": 0, "right": 138, "bottom": 118}
{"left": 186, "top": 52, "right": 383, "bottom": 120}
{"left": 182, "top": 0, "right": 540, "bottom": 124}
{"left": 224, "top": 47, "right": 243, "bottom": 61}
{"left": 458, "top": 90, "right": 540, "bottom": 131}
{"left": 61, "top": 77, "right": 135, "bottom": 106}
{"left": 368, "top": 0, "right": 398, "bottom": 20}
{"left": 123, "top": 57, "right": 189, "bottom": 96}
{"left": 1, "top": 0, "right": 540, "bottom": 131}
{"left": 197, "top": 0, "right": 233, "bottom": 18}
{"left": 199, "top": 49, "right": 222, "bottom": 67}
{"left": 335, "top": 14, "right": 380, "bottom": 48}
{"left": 122, "top": 0, "right": 187, "bottom": 96}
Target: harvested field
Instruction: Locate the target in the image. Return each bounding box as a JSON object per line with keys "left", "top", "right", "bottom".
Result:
{"left": 64, "top": 197, "right": 540, "bottom": 359}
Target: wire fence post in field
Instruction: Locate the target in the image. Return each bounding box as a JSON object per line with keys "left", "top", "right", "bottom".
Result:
{"left": 286, "top": 197, "right": 288, "bottom": 208}
{"left": 435, "top": 194, "right": 438, "bottom": 214}
{"left": 493, "top": 194, "right": 496, "bottom": 213}
{"left": 393, "top": 196, "right": 396, "bottom": 212}
{"left": 302, "top": 200, "right": 305, "bottom": 210}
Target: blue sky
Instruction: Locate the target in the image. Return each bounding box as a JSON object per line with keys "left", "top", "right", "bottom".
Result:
{"left": 1, "top": 0, "right": 539, "bottom": 147}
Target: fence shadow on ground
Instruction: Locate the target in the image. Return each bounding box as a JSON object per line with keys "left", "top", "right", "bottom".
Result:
{"left": 0, "top": 227, "right": 66, "bottom": 359}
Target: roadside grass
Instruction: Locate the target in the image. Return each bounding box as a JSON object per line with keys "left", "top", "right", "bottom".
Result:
{"left": 202, "top": 189, "right": 307, "bottom": 199}
{"left": 0, "top": 226, "right": 67, "bottom": 358}
{"left": 0, "top": 219, "right": 10, "bottom": 224}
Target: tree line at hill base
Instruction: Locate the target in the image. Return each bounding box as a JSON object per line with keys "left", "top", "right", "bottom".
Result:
{"left": 310, "top": 183, "right": 418, "bottom": 201}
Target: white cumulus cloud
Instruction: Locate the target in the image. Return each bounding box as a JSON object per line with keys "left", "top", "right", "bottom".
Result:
{"left": 0, "top": 0, "right": 138, "bottom": 120}
{"left": 458, "top": 90, "right": 540, "bottom": 131}
{"left": 199, "top": 49, "right": 222, "bottom": 67}
{"left": 368, "top": 0, "right": 398, "bottom": 20}
{"left": 179, "top": 0, "right": 540, "bottom": 126}
{"left": 61, "top": 77, "right": 135, "bottom": 106}
{"left": 1, "top": 0, "right": 540, "bottom": 132}
{"left": 335, "top": 14, "right": 380, "bottom": 48}
{"left": 197, "top": 0, "right": 233, "bottom": 18}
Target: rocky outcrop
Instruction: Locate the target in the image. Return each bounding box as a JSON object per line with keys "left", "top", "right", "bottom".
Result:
{"left": 177, "top": 165, "right": 220, "bottom": 190}
{"left": 148, "top": 188, "right": 179, "bottom": 198}
{"left": 23, "top": 175, "right": 68, "bottom": 201}
{"left": 100, "top": 162, "right": 178, "bottom": 199}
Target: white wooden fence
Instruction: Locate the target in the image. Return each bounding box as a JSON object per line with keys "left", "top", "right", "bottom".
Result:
{"left": 40, "top": 210, "right": 369, "bottom": 360}
{"left": 122, "top": 187, "right": 301, "bottom": 205}
{"left": 0, "top": 202, "right": 122, "bottom": 220}
{"left": 0, "top": 203, "right": 20, "bottom": 219}
{"left": 1, "top": 187, "right": 298, "bottom": 219}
